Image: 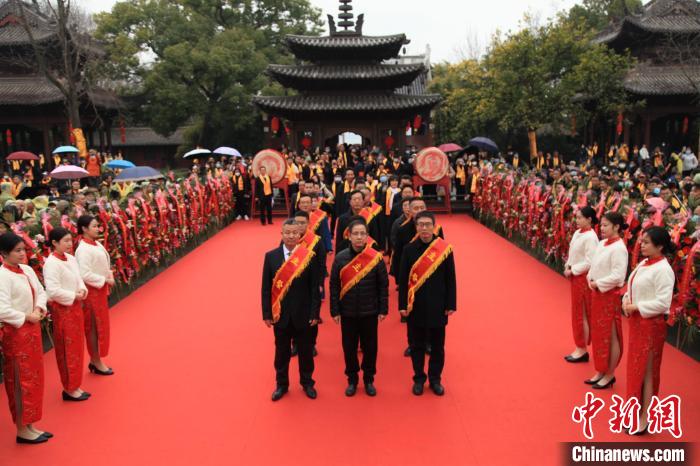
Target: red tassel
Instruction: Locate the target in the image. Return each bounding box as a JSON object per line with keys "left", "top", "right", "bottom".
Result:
{"left": 682, "top": 116, "right": 689, "bottom": 135}
{"left": 120, "top": 117, "right": 126, "bottom": 144}
{"left": 616, "top": 112, "right": 623, "bottom": 136}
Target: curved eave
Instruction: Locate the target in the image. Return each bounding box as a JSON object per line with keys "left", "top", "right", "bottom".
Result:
{"left": 266, "top": 64, "right": 425, "bottom": 91}
{"left": 594, "top": 16, "right": 700, "bottom": 45}
{"left": 252, "top": 94, "right": 441, "bottom": 119}
{"left": 285, "top": 34, "right": 407, "bottom": 61}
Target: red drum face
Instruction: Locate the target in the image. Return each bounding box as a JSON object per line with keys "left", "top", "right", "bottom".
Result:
{"left": 414, "top": 147, "right": 449, "bottom": 183}
{"left": 252, "top": 149, "right": 287, "bottom": 184}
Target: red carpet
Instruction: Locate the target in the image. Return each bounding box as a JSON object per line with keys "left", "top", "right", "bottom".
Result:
{"left": 1, "top": 216, "right": 698, "bottom": 465}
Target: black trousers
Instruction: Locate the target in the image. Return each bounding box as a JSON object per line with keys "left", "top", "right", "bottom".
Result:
{"left": 288, "top": 184, "right": 299, "bottom": 216}
{"left": 259, "top": 195, "right": 273, "bottom": 224}
{"left": 341, "top": 315, "right": 379, "bottom": 384}
{"left": 455, "top": 184, "right": 466, "bottom": 201}
{"left": 274, "top": 321, "right": 314, "bottom": 388}
{"left": 408, "top": 324, "right": 445, "bottom": 385}
{"left": 234, "top": 193, "right": 248, "bottom": 217}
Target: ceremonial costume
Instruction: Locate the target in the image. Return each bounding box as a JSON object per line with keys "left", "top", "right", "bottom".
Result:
{"left": 261, "top": 245, "right": 321, "bottom": 389}
{"left": 75, "top": 238, "right": 112, "bottom": 359}
{"left": 565, "top": 228, "right": 599, "bottom": 348}
{"left": 587, "top": 237, "right": 628, "bottom": 374}
{"left": 399, "top": 236, "right": 457, "bottom": 385}
{"left": 0, "top": 264, "right": 47, "bottom": 425}
{"left": 330, "top": 244, "right": 388, "bottom": 385}
{"left": 334, "top": 208, "right": 380, "bottom": 254}
{"left": 43, "top": 253, "right": 88, "bottom": 392}
{"left": 622, "top": 257, "right": 674, "bottom": 401}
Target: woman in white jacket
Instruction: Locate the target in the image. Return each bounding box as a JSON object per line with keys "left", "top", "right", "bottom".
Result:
{"left": 586, "top": 212, "right": 629, "bottom": 389}
{"left": 75, "top": 215, "right": 115, "bottom": 376}
{"left": 43, "top": 227, "right": 90, "bottom": 401}
{"left": 564, "top": 206, "right": 599, "bottom": 363}
{"left": 0, "top": 233, "right": 51, "bottom": 444}
{"left": 622, "top": 227, "right": 675, "bottom": 435}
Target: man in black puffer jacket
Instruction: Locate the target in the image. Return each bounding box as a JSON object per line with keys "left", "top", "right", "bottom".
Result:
{"left": 330, "top": 217, "right": 389, "bottom": 397}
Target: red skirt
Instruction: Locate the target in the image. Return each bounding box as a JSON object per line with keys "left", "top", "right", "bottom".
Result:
{"left": 84, "top": 284, "right": 110, "bottom": 358}
{"left": 1, "top": 322, "right": 44, "bottom": 425}
{"left": 626, "top": 313, "right": 666, "bottom": 401}
{"left": 570, "top": 274, "right": 592, "bottom": 348}
{"left": 590, "top": 288, "right": 624, "bottom": 373}
{"left": 50, "top": 301, "right": 85, "bottom": 392}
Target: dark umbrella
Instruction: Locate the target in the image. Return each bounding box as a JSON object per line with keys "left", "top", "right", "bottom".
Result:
{"left": 468, "top": 137, "right": 499, "bottom": 153}
{"left": 114, "top": 166, "right": 164, "bottom": 182}
{"left": 7, "top": 151, "right": 39, "bottom": 161}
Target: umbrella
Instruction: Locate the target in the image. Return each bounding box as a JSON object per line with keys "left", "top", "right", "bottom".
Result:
{"left": 468, "top": 137, "right": 499, "bottom": 153}
{"left": 52, "top": 145, "right": 80, "bottom": 154}
{"left": 114, "top": 166, "right": 164, "bottom": 182}
{"left": 213, "top": 146, "right": 242, "bottom": 157}
{"left": 7, "top": 151, "right": 39, "bottom": 161}
{"left": 184, "top": 148, "right": 211, "bottom": 158}
{"left": 438, "top": 143, "right": 463, "bottom": 153}
{"left": 105, "top": 159, "right": 136, "bottom": 169}
{"left": 50, "top": 165, "right": 89, "bottom": 180}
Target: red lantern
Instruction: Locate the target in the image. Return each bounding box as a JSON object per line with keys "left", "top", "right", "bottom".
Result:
{"left": 682, "top": 116, "right": 689, "bottom": 135}
{"left": 384, "top": 135, "right": 395, "bottom": 148}
{"left": 413, "top": 115, "right": 422, "bottom": 131}
{"left": 270, "top": 117, "right": 280, "bottom": 134}
{"left": 119, "top": 117, "right": 126, "bottom": 144}
{"left": 5, "top": 129, "right": 11, "bottom": 146}
{"left": 301, "top": 136, "right": 312, "bottom": 149}
{"left": 616, "top": 112, "right": 623, "bottom": 136}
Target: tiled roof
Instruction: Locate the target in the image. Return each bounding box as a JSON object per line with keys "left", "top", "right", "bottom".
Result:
{"left": 110, "top": 127, "right": 187, "bottom": 147}
{"left": 285, "top": 33, "right": 406, "bottom": 48}
{"left": 253, "top": 93, "right": 440, "bottom": 114}
{"left": 267, "top": 63, "right": 424, "bottom": 90}
{"left": 0, "top": 75, "right": 123, "bottom": 108}
{"left": 285, "top": 33, "right": 407, "bottom": 61}
{"left": 624, "top": 63, "right": 700, "bottom": 95}
{"left": 595, "top": 0, "right": 700, "bottom": 44}
{"left": 0, "top": 0, "right": 55, "bottom": 46}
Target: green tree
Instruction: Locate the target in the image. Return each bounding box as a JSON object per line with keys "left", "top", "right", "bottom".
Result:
{"left": 567, "top": 0, "right": 644, "bottom": 32}
{"left": 95, "top": 0, "right": 322, "bottom": 154}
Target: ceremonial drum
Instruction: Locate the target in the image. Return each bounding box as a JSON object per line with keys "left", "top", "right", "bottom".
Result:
{"left": 252, "top": 149, "right": 287, "bottom": 184}
{"left": 414, "top": 147, "right": 449, "bottom": 183}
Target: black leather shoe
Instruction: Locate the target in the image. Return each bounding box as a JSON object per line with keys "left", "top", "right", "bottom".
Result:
{"left": 584, "top": 377, "right": 603, "bottom": 385}
{"left": 412, "top": 383, "right": 424, "bottom": 396}
{"left": 403, "top": 347, "right": 411, "bottom": 357}
{"left": 38, "top": 431, "right": 53, "bottom": 438}
{"left": 303, "top": 385, "right": 317, "bottom": 399}
{"left": 564, "top": 353, "right": 589, "bottom": 363}
{"left": 290, "top": 345, "right": 298, "bottom": 357}
{"left": 364, "top": 383, "right": 377, "bottom": 397}
{"left": 62, "top": 391, "right": 90, "bottom": 402}
{"left": 429, "top": 383, "right": 445, "bottom": 396}
{"left": 16, "top": 435, "right": 48, "bottom": 444}
{"left": 400, "top": 315, "right": 407, "bottom": 323}
{"left": 592, "top": 376, "right": 616, "bottom": 390}
{"left": 271, "top": 386, "right": 288, "bottom": 402}
{"left": 345, "top": 384, "right": 357, "bottom": 397}
{"left": 88, "top": 363, "right": 114, "bottom": 376}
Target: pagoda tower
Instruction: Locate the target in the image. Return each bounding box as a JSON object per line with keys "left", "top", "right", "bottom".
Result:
{"left": 253, "top": 0, "right": 441, "bottom": 152}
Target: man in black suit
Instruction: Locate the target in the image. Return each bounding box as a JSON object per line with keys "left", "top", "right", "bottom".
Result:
{"left": 255, "top": 166, "right": 274, "bottom": 225}
{"left": 399, "top": 211, "right": 457, "bottom": 397}
{"left": 261, "top": 219, "right": 321, "bottom": 401}
{"left": 334, "top": 190, "right": 365, "bottom": 253}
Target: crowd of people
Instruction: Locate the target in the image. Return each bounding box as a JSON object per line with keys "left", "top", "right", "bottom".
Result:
{"left": 1, "top": 138, "right": 697, "bottom": 443}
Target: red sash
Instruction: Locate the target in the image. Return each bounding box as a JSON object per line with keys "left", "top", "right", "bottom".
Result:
{"left": 339, "top": 244, "right": 383, "bottom": 300}
{"left": 407, "top": 238, "right": 453, "bottom": 313}
{"left": 343, "top": 203, "right": 382, "bottom": 239}
{"left": 300, "top": 230, "right": 320, "bottom": 250}
{"left": 271, "top": 246, "right": 315, "bottom": 323}
{"left": 308, "top": 209, "right": 327, "bottom": 234}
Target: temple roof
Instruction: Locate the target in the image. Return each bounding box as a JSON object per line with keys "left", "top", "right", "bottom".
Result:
{"left": 0, "top": 0, "right": 55, "bottom": 46}
{"left": 252, "top": 93, "right": 440, "bottom": 118}
{"left": 623, "top": 62, "right": 700, "bottom": 95}
{"left": 267, "top": 63, "right": 425, "bottom": 90}
{"left": 595, "top": 0, "right": 700, "bottom": 45}
{"left": 110, "top": 126, "right": 187, "bottom": 147}
{"left": 0, "top": 75, "right": 123, "bottom": 108}
{"left": 285, "top": 34, "right": 407, "bottom": 61}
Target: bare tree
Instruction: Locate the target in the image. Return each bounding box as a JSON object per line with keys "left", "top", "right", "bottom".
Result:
{"left": 452, "top": 26, "right": 486, "bottom": 62}
{"left": 13, "top": 0, "right": 103, "bottom": 129}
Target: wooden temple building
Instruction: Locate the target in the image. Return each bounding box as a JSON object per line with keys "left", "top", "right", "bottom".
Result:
{"left": 0, "top": 0, "right": 121, "bottom": 165}
{"left": 253, "top": 0, "right": 441, "bottom": 152}
{"left": 595, "top": 0, "right": 700, "bottom": 150}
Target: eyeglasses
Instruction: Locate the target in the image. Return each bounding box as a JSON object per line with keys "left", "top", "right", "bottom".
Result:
{"left": 416, "top": 222, "right": 434, "bottom": 229}
{"left": 350, "top": 231, "right": 368, "bottom": 237}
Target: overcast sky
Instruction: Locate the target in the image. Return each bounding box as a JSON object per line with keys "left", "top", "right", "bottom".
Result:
{"left": 85, "top": 0, "right": 581, "bottom": 63}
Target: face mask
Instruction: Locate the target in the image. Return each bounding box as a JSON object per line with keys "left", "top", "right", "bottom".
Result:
{"left": 334, "top": 176, "right": 342, "bottom": 183}
{"left": 234, "top": 172, "right": 240, "bottom": 177}
{"left": 693, "top": 215, "right": 700, "bottom": 224}
{"left": 379, "top": 176, "right": 388, "bottom": 183}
